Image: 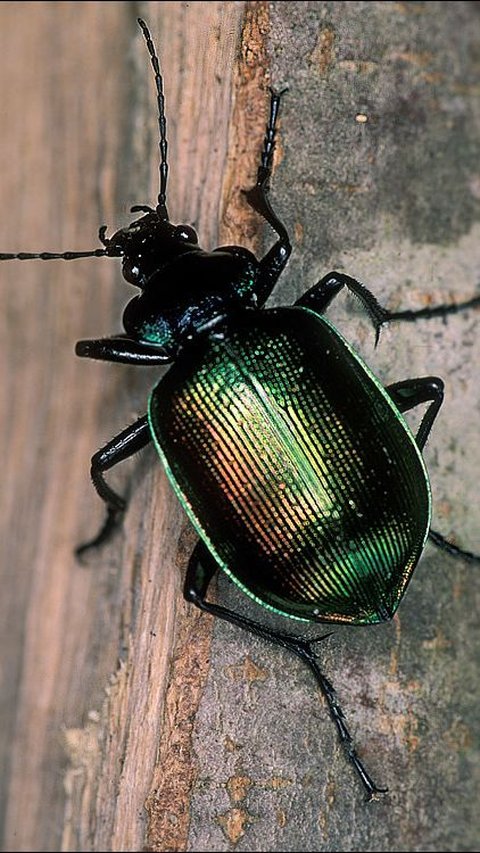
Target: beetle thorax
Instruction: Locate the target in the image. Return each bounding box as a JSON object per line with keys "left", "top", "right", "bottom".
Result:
{"left": 121, "top": 240, "right": 260, "bottom": 354}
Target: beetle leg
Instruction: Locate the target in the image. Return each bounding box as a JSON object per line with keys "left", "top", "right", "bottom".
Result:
{"left": 245, "top": 88, "right": 289, "bottom": 240}
{"left": 76, "top": 415, "right": 152, "bottom": 558}
{"left": 296, "top": 272, "right": 480, "bottom": 346}
{"left": 244, "top": 88, "right": 292, "bottom": 306}
{"left": 296, "top": 272, "right": 390, "bottom": 345}
{"left": 185, "top": 541, "right": 388, "bottom": 800}
{"left": 76, "top": 335, "right": 172, "bottom": 365}
{"left": 385, "top": 377, "right": 480, "bottom": 562}
{"left": 385, "top": 376, "right": 444, "bottom": 451}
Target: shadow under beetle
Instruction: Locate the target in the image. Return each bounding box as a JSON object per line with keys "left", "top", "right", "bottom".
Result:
{"left": 3, "top": 19, "right": 480, "bottom": 800}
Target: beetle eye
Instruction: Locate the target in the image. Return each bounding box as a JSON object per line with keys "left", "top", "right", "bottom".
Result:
{"left": 174, "top": 225, "right": 198, "bottom": 244}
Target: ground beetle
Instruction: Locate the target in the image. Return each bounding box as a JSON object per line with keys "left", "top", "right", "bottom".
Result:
{"left": 2, "top": 19, "right": 480, "bottom": 800}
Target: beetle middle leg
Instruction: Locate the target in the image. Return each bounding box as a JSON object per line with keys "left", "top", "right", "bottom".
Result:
{"left": 184, "top": 540, "right": 388, "bottom": 800}
{"left": 74, "top": 337, "right": 172, "bottom": 556}
{"left": 296, "top": 272, "right": 480, "bottom": 345}
{"left": 76, "top": 414, "right": 152, "bottom": 558}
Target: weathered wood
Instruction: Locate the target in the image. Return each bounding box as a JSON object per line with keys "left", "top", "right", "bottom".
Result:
{"left": 0, "top": 3, "right": 244, "bottom": 851}
{"left": 1, "top": 2, "right": 479, "bottom": 852}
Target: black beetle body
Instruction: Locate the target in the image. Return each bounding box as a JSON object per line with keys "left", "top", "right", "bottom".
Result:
{"left": 2, "top": 18, "right": 479, "bottom": 801}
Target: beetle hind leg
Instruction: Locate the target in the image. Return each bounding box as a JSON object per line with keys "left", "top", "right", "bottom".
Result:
{"left": 385, "top": 376, "right": 444, "bottom": 451}
{"left": 185, "top": 541, "right": 388, "bottom": 800}
{"left": 385, "top": 377, "right": 480, "bottom": 563}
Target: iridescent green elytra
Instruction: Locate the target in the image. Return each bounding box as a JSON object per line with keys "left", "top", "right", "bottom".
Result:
{"left": 149, "top": 306, "right": 431, "bottom": 625}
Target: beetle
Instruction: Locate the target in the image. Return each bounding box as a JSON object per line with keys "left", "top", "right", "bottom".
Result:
{"left": 2, "top": 18, "right": 480, "bottom": 800}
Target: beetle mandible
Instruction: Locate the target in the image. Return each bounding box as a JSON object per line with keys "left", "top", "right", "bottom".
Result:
{"left": 2, "top": 18, "right": 480, "bottom": 800}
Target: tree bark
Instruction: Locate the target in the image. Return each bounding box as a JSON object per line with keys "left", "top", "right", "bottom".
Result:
{"left": 1, "top": 2, "right": 479, "bottom": 852}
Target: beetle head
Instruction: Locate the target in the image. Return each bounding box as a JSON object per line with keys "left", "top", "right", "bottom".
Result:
{"left": 105, "top": 209, "right": 199, "bottom": 289}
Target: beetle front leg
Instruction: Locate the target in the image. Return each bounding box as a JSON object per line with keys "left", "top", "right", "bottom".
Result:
{"left": 76, "top": 414, "right": 152, "bottom": 558}
{"left": 184, "top": 541, "right": 388, "bottom": 801}
{"left": 76, "top": 335, "right": 172, "bottom": 365}
{"left": 296, "top": 272, "right": 480, "bottom": 345}
{"left": 244, "top": 88, "right": 292, "bottom": 307}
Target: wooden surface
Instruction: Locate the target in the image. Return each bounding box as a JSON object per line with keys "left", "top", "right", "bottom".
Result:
{"left": 1, "top": 2, "right": 480, "bottom": 852}
{"left": 0, "top": 3, "right": 246, "bottom": 850}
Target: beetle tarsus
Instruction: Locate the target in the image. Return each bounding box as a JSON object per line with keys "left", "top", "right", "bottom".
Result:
{"left": 74, "top": 414, "right": 152, "bottom": 558}
{"left": 244, "top": 86, "right": 290, "bottom": 246}
{"left": 298, "top": 643, "right": 388, "bottom": 799}
{"left": 295, "top": 272, "right": 480, "bottom": 350}
{"left": 185, "top": 541, "right": 387, "bottom": 800}
{"left": 295, "top": 272, "right": 389, "bottom": 344}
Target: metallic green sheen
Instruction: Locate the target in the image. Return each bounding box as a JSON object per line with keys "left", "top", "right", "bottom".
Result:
{"left": 148, "top": 307, "right": 431, "bottom": 625}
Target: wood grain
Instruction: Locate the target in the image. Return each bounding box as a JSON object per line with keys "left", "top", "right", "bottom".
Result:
{"left": 0, "top": 3, "right": 245, "bottom": 850}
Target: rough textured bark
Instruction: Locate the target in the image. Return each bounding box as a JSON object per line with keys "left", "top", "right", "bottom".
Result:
{"left": 1, "top": 2, "right": 479, "bottom": 852}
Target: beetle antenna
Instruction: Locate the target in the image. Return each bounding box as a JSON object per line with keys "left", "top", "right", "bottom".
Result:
{"left": 0, "top": 249, "right": 111, "bottom": 261}
{"left": 138, "top": 18, "right": 169, "bottom": 222}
